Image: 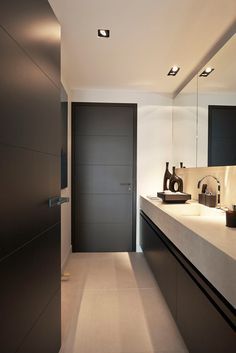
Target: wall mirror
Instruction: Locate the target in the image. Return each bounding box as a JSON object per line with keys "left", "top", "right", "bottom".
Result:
{"left": 172, "top": 75, "right": 198, "bottom": 168}
{"left": 197, "top": 33, "right": 236, "bottom": 167}
{"left": 173, "top": 32, "right": 236, "bottom": 168}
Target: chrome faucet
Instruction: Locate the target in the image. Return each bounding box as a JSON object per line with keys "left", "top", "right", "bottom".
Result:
{"left": 197, "top": 175, "right": 221, "bottom": 208}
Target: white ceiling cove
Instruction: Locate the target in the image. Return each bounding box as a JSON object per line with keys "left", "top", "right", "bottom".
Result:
{"left": 49, "top": 0, "right": 236, "bottom": 95}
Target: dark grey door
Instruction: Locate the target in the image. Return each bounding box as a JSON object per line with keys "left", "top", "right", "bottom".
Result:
{"left": 0, "top": 1, "right": 61, "bottom": 353}
{"left": 208, "top": 105, "right": 236, "bottom": 166}
{"left": 72, "top": 103, "right": 137, "bottom": 252}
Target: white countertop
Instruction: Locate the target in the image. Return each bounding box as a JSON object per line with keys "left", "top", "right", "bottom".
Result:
{"left": 140, "top": 195, "right": 236, "bottom": 308}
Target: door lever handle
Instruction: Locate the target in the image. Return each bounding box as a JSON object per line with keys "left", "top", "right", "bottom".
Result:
{"left": 120, "top": 183, "right": 131, "bottom": 186}
{"left": 48, "top": 196, "right": 69, "bottom": 208}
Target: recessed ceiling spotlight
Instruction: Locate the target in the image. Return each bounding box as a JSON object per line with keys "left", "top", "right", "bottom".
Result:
{"left": 167, "top": 66, "right": 180, "bottom": 76}
{"left": 98, "top": 29, "right": 110, "bottom": 38}
{"left": 199, "top": 67, "right": 214, "bottom": 77}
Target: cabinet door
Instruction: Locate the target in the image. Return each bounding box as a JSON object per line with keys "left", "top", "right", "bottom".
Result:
{"left": 140, "top": 214, "right": 177, "bottom": 318}
{"left": 177, "top": 264, "right": 236, "bottom": 353}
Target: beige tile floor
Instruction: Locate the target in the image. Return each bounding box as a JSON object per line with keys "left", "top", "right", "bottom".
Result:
{"left": 60, "top": 252, "right": 188, "bottom": 353}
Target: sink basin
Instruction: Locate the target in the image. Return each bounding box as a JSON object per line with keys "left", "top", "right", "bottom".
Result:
{"left": 161, "top": 203, "right": 225, "bottom": 217}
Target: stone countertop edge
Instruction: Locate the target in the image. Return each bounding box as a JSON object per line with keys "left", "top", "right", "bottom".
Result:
{"left": 140, "top": 195, "right": 236, "bottom": 309}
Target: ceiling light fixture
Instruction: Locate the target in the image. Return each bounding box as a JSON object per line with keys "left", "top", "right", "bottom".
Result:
{"left": 98, "top": 29, "right": 110, "bottom": 38}
{"left": 167, "top": 66, "right": 180, "bottom": 76}
{"left": 199, "top": 67, "right": 214, "bottom": 77}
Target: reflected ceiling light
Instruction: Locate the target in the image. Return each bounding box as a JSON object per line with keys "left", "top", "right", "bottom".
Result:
{"left": 27, "top": 21, "right": 60, "bottom": 43}
{"left": 98, "top": 29, "right": 110, "bottom": 38}
{"left": 199, "top": 67, "right": 214, "bottom": 77}
{"left": 167, "top": 66, "right": 180, "bottom": 76}
{"left": 205, "top": 67, "right": 212, "bottom": 73}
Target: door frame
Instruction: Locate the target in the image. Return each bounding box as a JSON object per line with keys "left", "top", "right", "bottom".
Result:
{"left": 71, "top": 102, "right": 137, "bottom": 252}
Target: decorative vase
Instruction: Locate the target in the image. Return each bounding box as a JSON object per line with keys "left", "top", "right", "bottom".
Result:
{"left": 163, "top": 162, "right": 172, "bottom": 191}
{"left": 169, "top": 166, "right": 183, "bottom": 192}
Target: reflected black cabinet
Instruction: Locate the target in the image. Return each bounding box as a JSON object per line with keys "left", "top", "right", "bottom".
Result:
{"left": 140, "top": 212, "right": 236, "bottom": 353}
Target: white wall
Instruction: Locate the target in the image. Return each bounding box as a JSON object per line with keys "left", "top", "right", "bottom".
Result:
{"left": 61, "top": 80, "right": 72, "bottom": 269}
{"left": 71, "top": 89, "right": 173, "bottom": 248}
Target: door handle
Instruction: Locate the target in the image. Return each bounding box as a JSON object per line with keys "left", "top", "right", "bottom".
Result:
{"left": 48, "top": 196, "right": 69, "bottom": 208}
{"left": 120, "top": 183, "right": 132, "bottom": 192}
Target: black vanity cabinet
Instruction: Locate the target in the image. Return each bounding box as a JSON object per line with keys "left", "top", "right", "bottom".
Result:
{"left": 140, "top": 212, "right": 177, "bottom": 318}
{"left": 140, "top": 211, "right": 236, "bottom": 353}
{"left": 177, "top": 264, "right": 235, "bottom": 353}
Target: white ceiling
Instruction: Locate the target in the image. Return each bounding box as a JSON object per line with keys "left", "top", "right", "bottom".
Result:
{"left": 49, "top": 0, "right": 236, "bottom": 95}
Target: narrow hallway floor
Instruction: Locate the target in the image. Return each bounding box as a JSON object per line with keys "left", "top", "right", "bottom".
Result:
{"left": 60, "top": 252, "right": 188, "bottom": 353}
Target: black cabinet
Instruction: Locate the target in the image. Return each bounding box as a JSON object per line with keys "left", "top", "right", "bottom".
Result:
{"left": 140, "top": 211, "right": 236, "bottom": 353}
{"left": 140, "top": 213, "right": 177, "bottom": 318}
{"left": 177, "top": 264, "right": 236, "bottom": 353}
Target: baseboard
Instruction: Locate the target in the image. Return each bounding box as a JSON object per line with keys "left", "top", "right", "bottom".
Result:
{"left": 61, "top": 245, "right": 72, "bottom": 272}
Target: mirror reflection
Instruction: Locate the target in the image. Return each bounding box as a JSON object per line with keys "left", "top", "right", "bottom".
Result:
{"left": 173, "top": 32, "right": 236, "bottom": 168}
{"left": 172, "top": 75, "right": 197, "bottom": 168}
{"left": 197, "top": 33, "right": 236, "bottom": 167}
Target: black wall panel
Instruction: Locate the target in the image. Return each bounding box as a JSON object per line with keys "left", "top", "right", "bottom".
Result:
{"left": 0, "top": 1, "right": 61, "bottom": 352}
{"left": 0, "top": 26, "right": 60, "bottom": 155}
{"left": 0, "top": 144, "right": 60, "bottom": 259}
{"left": 16, "top": 290, "right": 61, "bottom": 353}
{"left": 0, "top": 225, "right": 60, "bottom": 353}
{"left": 0, "top": 0, "right": 60, "bottom": 87}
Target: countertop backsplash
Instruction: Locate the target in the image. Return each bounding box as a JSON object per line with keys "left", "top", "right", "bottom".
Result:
{"left": 176, "top": 165, "right": 236, "bottom": 210}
